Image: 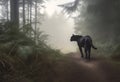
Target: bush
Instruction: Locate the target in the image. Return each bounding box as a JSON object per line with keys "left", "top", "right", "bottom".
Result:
{"left": 111, "top": 45, "right": 120, "bottom": 61}
{"left": 0, "top": 22, "right": 64, "bottom": 82}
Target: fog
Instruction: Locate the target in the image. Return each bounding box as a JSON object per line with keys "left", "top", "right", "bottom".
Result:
{"left": 39, "top": 0, "right": 78, "bottom": 53}
{"left": 40, "top": 12, "right": 76, "bottom": 53}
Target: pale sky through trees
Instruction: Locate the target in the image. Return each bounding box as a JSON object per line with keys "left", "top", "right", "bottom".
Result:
{"left": 40, "top": 0, "right": 77, "bottom": 53}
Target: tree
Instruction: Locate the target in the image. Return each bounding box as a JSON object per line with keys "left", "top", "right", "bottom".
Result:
{"left": 34, "top": 0, "right": 38, "bottom": 44}
{"left": 61, "top": 0, "right": 120, "bottom": 55}
{"left": 23, "top": 0, "right": 25, "bottom": 25}
{"left": 6, "top": 0, "right": 9, "bottom": 21}
{"left": 30, "top": 0, "right": 32, "bottom": 24}
{"left": 10, "top": 0, "right": 19, "bottom": 26}
{"left": 58, "top": 0, "right": 80, "bottom": 14}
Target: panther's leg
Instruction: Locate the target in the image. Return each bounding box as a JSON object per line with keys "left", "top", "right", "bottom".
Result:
{"left": 88, "top": 47, "right": 91, "bottom": 60}
{"left": 84, "top": 47, "right": 88, "bottom": 59}
{"left": 79, "top": 46, "right": 84, "bottom": 58}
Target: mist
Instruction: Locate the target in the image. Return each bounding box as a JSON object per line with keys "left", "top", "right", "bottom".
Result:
{"left": 40, "top": 12, "right": 76, "bottom": 53}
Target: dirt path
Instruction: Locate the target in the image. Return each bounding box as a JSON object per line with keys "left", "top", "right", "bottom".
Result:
{"left": 54, "top": 54, "right": 120, "bottom": 82}
{"left": 73, "top": 58, "right": 107, "bottom": 81}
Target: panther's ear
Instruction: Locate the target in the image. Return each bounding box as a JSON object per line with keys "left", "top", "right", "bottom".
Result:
{"left": 72, "top": 34, "right": 74, "bottom": 36}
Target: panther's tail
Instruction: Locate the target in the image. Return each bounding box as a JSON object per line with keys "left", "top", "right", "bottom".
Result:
{"left": 92, "top": 44, "right": 97, "bottom": 49}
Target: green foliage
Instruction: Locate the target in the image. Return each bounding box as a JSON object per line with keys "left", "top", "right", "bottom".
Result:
{"left": 0, "top": 0, "right": 63, "bottom": 81}
{"left": 111, "top": 45, "right": 120, "bottom": 60}
{"left": 67, "top": 0, "right": 120, "bottom": 56}
{"left": 0, "top": 21, "right": 63, "bottom": 82}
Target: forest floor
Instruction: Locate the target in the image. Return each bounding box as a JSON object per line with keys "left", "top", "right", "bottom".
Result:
{"left": 53, "top": 53, "right": 120, "bottom": 82}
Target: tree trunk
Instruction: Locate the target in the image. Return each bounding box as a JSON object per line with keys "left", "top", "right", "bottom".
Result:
{"left": 6, "top": 0, "right": 9, "bottom": 21}
{"left": 23, "top": 0, "right": 25, "bottom": 25}
{"left": 27, "top": 0, "right": 30, "bottom": 23}
{"left": 34, "top": 0, "right": 38, "bottom": 44}
{"left": 10, "top": 0, "right": 19, "bottom": 26}
{"left": 30, "top": 0, "right": 32, "bottom": 24}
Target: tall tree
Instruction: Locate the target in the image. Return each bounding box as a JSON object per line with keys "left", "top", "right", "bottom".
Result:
{"left": 27, "top": 0, "right": 30, "bottom": 23}
{"left": 61, "top": 0, "right": 120, "bottom": 55}
{"left": 7, "top": 0, "right": 9, "bottom": 21}
{"left": 34, "top": 0, "right": 38, "bottom": 44}
{"left": 10, "top": 0, "right": 19, "bottom": 26}
{"left": 4, "top": 0, "right": 9, "bottom": 21}
{"left": 23, "top": 0, "right": 25, "bottom": 25}
{"left": 30, "top": 0, "right": 32, "bottom": 24}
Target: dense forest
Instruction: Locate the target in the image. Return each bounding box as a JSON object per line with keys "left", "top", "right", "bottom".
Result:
{"left": 0, "top": 0, "right": 64, "bottom": 82}
{"left": 0, "top": 0, "right": 120, "bottom": 82}
{"left": 60, "top": 0, "right": 120, "bottom": 58}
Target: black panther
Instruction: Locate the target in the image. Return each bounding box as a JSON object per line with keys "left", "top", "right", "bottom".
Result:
{"left": 70, "top": 34, "right": 97, "bottom": 60}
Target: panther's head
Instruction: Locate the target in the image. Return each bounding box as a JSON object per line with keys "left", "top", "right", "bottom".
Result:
{"left": 70, "top": 34, "right": 82, "bottom": 41}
